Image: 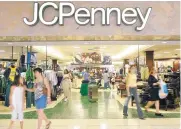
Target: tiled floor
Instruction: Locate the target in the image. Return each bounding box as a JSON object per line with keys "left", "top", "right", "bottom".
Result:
{"left": 0, "top": 90, "right": 180, "bottom": 128}
{"left": 0, "top": 119, "right": 180, "bottom": 129}
{"left": 0, "top": 90, "right": 180, "bottom": 119}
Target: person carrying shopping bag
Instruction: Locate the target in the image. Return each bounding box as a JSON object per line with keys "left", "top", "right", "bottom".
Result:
{"left": 123, "top": 65, "right": 144, "bottom": 119}
{"left": 144, "top": 67, "right": 164, "bottom": 117}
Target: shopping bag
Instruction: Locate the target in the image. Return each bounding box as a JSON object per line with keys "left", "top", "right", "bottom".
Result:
{"left": 159, "top": 80, "right": 168, "bottom": 99}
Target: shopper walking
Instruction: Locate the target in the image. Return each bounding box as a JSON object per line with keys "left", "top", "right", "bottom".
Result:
{"left": 8, "top": 75, "right": 25, "bottom": 129}
{"left": 111, "top": 73, "right": 116, "bottom": 89}
{"left": 25, "top": 68, "right": 52, "bottom": 129}
{"left": 144, "top": 67, "right": 164, "bottom": 117}
{"left": 103, "top": 70, "right": 111, "bottom": 89}
{"left": 123, "top": 65, "right": 144, "bottom": 119}
{"left": 62, "top": 69, "right": 72, "bottom": 102}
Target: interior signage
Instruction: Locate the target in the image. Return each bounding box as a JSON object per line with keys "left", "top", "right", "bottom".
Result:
{"left": 23, "top": 2, "right": 152, "bottom": 31}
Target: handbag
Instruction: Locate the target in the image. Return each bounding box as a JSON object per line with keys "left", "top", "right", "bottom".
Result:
{"left": 42, "top": 78, "right": 48, "bottom": 96}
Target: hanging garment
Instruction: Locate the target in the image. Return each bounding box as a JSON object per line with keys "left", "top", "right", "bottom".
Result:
{"left": 27, "top": 52, "right": 31, "bottom": 65}
{"left": 125, "top": 64, "right": 130, "bottom": 75}
{"left": 44, "top": 70, "right": 58, "bottom": 86}
{"left": 26, "top": 66, "right": 34, "bottom": 82}
{"left": 9, "top": 67, "right": 17, "bottom": 82}
{"left": 31, "top": 53, "right": 37, "bottom": 65}
{"left": 20, "top": 55, "right": 25, "bottom": 66}
{"left": 120, "top": 68, "right": 123, "bottom": 75}
{"left": 141, "top": 67, "right": 149, "bottom": 81}
{"left": 4, "top": 79, "right": 12, "bottom": 107}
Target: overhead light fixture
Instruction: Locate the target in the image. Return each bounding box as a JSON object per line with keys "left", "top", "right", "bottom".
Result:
{"left": 73, "top": 46, "right": 80, "bottom": 49}
{"left": 175, "top": 49, "right": 181, "bottom": 51}
{"left": 33, "top": 46, "right": 64, "bottom": 59}
{"left": 162, "top": 41, "right": 167, "bottom": 44}
{"left": 0, "top": 50, "right": 5, "bottom": 53}
{"left": 112, "top": 45, "right": 149, "bottom": 60}
{"left": 164, "top": 52, "right": 170, "bottom": 53}
{"left": 8, "top": 43, "right": 12, "bottom": 45}
{"left": 100, "top": 46, "right": 106, "bottom": 49}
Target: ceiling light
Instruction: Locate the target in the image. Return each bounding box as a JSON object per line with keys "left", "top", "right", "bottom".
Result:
{"left": 0, "top": 50, "right": 5, "bottom": 52}
{"left": 73, "top": 46, "right": 80, "bottom": 49}
{"left": 100, "top": 46, "right": 106, "bottom": 49}
{"left": 164, "top": 52, "right": 170, "bottom": 53}
{"left": 33, "top": 46, "right": 64, "bottom": 59}
{"left": 162, "top": 41, "right": 167, "bottom": 44}
{"left": 8, "top": 43, "right": 12, "bottom": 45}
{"left": 175, "top": 49, "right": 181, "bottom": 51}
{"left": 112, "top": 45, "right": 149, "bottom": 60}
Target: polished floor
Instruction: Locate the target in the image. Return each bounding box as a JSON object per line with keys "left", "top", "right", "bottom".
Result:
{"left": 0, "top": 90, "right": 180, "bottom": 129}
{"left": 0, "top": 90, "right": 180, "bottom": 119}
{"left": 0, "top": 119, "right": 180, "bottom": 129}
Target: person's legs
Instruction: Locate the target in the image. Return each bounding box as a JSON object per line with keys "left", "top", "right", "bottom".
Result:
{"left": 8, "top": 110, "right": 17, "bottom": 129}
{"left": 132, "top": 88, "right": 144, "bottom": 119}
{"left": 155, "top": 100, "right": 160, "bottom": 114}
{"left": 7, "top": 121, "right": 14, "bottom": 129}
{"left": 39, "top": 109, "right": 49, "bottom": 124}
{"left": 37, "top": 110, "right": 43, "bottom": 129}
{"left": 19, "top": 111, "right": 24, "bottom": 129}
{"left": 104, "top": 82, "right": 107, "bottom": 89}
{"left": 123, "top": 96, "right": 131, "bottom": 116}
{"left": 123, "top": 88, "right": 132, "bottom": 116}
{"left": 145, "top": 101, "right": 155, "bottom": 111}
{"left": 107, "top": 82, "right": 111, "bottom": 89}
{"left": 20, "top": 121, "right": 24, "bottom": 129}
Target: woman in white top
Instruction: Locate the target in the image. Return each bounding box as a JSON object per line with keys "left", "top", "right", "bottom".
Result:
{"left": 8, "top": 75, "right": 25, "bottom": 129}
{"left": 62, "top": 69, "right": 72, "bottom": 102}
{"left": 123, "top": 65, "right": 144, "bottom": 119}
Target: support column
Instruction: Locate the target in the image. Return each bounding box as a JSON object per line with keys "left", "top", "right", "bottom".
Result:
{"left": 145, "top": 51, "right": 154, "bottom": 71}
{"left": 52, "top": 59, "right": 57, "bottom": 71}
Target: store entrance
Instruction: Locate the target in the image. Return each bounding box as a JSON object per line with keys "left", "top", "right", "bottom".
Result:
{"left": 0, "top": 41, "right": 180, "bottom": 119}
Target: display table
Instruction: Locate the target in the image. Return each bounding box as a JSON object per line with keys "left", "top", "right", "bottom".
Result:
{"left": 80, "top": 80, "right": 89, "bottom": 96}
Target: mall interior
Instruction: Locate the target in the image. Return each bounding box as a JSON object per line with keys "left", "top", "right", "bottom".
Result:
{"left": 0, "top": 1, "right": 180, "bottom": 129}
{"left": 0, "top": 41, "right": 180, "bottom": 128}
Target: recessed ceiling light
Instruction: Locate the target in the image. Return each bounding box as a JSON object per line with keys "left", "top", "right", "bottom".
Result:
{"left": 8, "top": 43, "right": 12, "bottom": 45}
{"left": 164, "top": 52, "right": 170, "bottom": 53}
{"left": 175, "top": 49, "right": 181, "bottom": 51}
{"left": 100, "top": 46, "right": 106, "bottom": 49}
{"left": 162, "top": 41, "right": 167, "bottom": 44}
{"left": 0, "top": 50, "right": 5, "bottom": 53}
{"left": 73, "top": 46, "right": 80, "bottom": 49}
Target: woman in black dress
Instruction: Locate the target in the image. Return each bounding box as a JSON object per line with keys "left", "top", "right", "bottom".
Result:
{"left": 145, "top": 67, "right": 163, "bottom": 117}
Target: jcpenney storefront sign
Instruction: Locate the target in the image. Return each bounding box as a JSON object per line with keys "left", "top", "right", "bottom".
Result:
{"left": 23, "top": 2, "right": 152, "bottom": 31}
